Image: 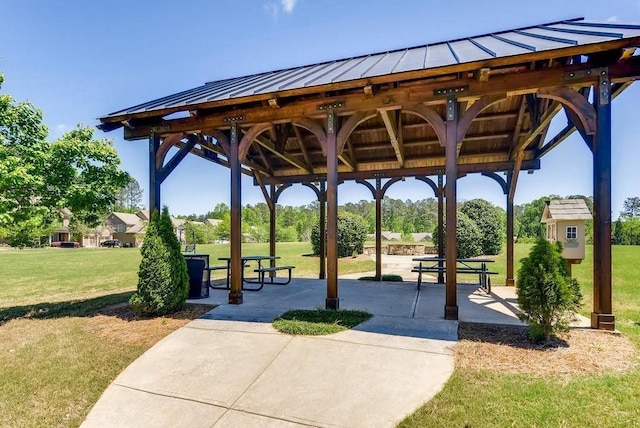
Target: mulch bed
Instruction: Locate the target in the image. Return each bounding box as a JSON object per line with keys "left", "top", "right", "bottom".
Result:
{"left": 456, "top": 322, "right": 639, "bottom": 378}
{"left": 86, "top": 303, "right": 215, "bottom": 347}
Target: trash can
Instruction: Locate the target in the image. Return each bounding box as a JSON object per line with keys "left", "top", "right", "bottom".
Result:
{"left": 186, "top": 258, "right": 206, "bottom": 299}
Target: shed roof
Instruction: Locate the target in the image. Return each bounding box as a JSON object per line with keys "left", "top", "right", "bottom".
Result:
{"left": 102, "top": 18, "right": 640, "bottom": 120}
{"left": 541, "top": 199, "right": 593, "bottom": 222}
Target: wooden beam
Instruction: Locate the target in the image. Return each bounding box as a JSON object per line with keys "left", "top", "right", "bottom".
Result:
{"left": 254, "top": 172, "right": 274, "bottom": 211}
{"left": 509, "top": 102, "right": 561, "bottom": 160}
{"left": 378, "top": 108, "right": 404, "bottom": 166}
{"left": 292, "top": 125, "right": 314, "bottom": 173}
{"left": 199, "top": 138, "right": 269, "bottom": 176}
{"left": 537, "top": 81, "right": 632, "bottom": 158}
{"left": 249, "top": 132, "right": 310, "bottom": 172}
{"left": 346, "top": 138, "right": 358, "bottom": 171}
{"left": 338, "top": 153, "right": 356, "bottom": 172}
{"left": 325, "top": 110, "right": 339, "bottom": 310}
{"left": 259, "top": 158, "right": 541, "bottom": 185}
{"left": 229, "top": 122, "right": 243, "bottom": 305}
{"left": 254, "top": 143, "right": 273, "bottom": 173}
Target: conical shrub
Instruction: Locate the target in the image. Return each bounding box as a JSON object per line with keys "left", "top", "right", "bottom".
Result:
{"left": 130, "top": 207, "right": 189, "bottom": 316}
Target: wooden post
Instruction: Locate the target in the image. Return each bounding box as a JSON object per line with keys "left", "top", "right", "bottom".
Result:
{"left": 375, "top": 178, "right": 382, "bottom": 281}
{"left": 148, "top": 133, "right": 161, "bottom": 214}
{"left": 444, "top": 97, "right": 459, "bottom": 320}
{"left": 326, "top": 111, "right": 339, "bottom": 310}
{"left": 592, "top": 70, "right": 615, "bottom": 330}
{"left": 228, "top": 122, "right": 243, "bottom": 304}
{"left": 269, "top": 184, "right": 277, "bottom": 275}
{"left": 437, "top": 174, "right": 445, "bottom": 284}
{"left": 506, "top": 172, "right": 515, "bottom": 287}
{"left": 319, "top": 181, "right": 326, "bottom": 280}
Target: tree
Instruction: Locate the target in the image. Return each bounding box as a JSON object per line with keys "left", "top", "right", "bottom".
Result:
{"left": 1, "top": 75, "right": 130, "bottom": 245}
{"left": 516, "top": 195, "right": 561, "bottom": 241}
{"left": 114, "top": 176, "right": 144, "bottom": 212}
{"left": 517, "top": 239, "right": 582, "bottom": 341}
{"left": 621, "top": 196, "right": 640, "bottom": 219}
{"left": 130, "top": 207, "right": 189, "bottom": 316}
{"left": 311, "top": 212, "right": 367, "bottom": 257}
{"left": 432, "top": 210, "right": 483, "bottom": 258}
{"left": 461, "top": 199, "right": 503, "bottom": 255}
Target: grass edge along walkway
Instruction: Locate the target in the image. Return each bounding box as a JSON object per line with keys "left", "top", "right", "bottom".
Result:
{"left": 273, "top": 309, "right": 373, "bottom": 335}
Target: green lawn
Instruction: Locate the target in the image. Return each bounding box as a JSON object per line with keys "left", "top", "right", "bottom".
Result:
{"left": 0, "top": 242, "right": 374, "bottom": 309}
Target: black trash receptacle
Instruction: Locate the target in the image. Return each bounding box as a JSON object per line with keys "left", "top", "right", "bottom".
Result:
{"left": 186, "top": 258, "right": 206, "bottom": 299}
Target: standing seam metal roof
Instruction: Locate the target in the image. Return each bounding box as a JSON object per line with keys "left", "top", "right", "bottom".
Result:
{"left": 105, "top": 18, "right": 640, "bottom": 118}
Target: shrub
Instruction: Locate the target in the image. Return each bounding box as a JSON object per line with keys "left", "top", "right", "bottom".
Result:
{"left": 432, "top": 210, "right": 483, "bottom": 258}
{"left": 130, "top": 207, "right": 189, "bottom": 316}
{"left": 461, "top": 199, "right": 503, "bottom": 255}
{"left": 311, "top": 212, "right": 367, "bottom": 257}
{"left": 516, "top": 238, "right": 582, "bottom": 341}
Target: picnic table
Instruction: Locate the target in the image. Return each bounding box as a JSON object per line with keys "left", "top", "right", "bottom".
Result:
{"left": 411, "top": 257, "right": 496, "bottom": 293}
{"left": 215, "top": 255, "right": 295, "bottom": 291}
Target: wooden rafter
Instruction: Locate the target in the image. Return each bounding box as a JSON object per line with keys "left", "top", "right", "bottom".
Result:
{"left": 508, "top": 102, "right": 561, "bottom": 160}
{"left": 338, "top": 153, "right": 357, "bottom": 171}
{"left": 378, "top": 108, "right": 404, "bottom": 166}
{"left": 242, "top": 130, "right": 310, "bottom": 172}
{"left": 346, "top": 138, "right": 358, "bottom": 171}
{"left": 292, "top": 125, "right": 314, "bottom": 173}
{"left": 199, "top": 136, "right": 271, "bottom": 176}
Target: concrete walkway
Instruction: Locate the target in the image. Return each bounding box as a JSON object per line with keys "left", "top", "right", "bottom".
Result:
{"left": 84, "top": 266, "right": 587, "bottom": 427}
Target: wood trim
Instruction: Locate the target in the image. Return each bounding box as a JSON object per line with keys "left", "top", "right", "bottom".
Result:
{"left": 537, "top": 87, "right": 597, "bottom": 135}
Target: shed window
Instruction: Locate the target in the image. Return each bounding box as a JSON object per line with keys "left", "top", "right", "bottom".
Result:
{"left": 566, "top": 226, "right": 577, "bottom": 240}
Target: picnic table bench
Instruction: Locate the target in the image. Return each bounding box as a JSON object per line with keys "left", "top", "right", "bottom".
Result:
{"left": 215, "top": 256, "right": 296, "bottom": 291}
{"left": 411, "top": 257, "right": 497, "bottom": 293}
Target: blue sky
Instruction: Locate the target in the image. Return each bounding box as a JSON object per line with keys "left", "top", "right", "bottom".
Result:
{"left": 1, "top": 0, "right": 639, "bottom": 217}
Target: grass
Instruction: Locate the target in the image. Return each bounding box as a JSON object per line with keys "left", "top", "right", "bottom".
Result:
{"left": 273, "top": 309, "right": 372, "bottom": 335}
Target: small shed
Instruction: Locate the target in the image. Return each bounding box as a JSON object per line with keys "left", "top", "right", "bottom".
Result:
{"left": 541, "top": 199, "right": 592, "bottom": 263}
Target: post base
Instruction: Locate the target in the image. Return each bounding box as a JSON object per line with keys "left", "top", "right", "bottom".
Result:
{"left": 591, "top": 312, "right": 615, "bottom": 330}
{"left": 444, "top": 305, "right": 458, "bottom": 320}
{"left": 228, "top": 292, "right": 243, "bottom": 305}
{"left": 505, "top": 278, "right": 515, "bottom": 287}
{"left": 325, "top": 297, "right": 340, "bottom": 310}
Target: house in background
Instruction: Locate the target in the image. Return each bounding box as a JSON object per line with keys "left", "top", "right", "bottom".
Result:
{"left": 81, "top": 226, "right": 113, "bottom": 248}
{"left": 104, "top": 212, "right": 147, "bottom": 247}
{"left": 204, "top": 218, "right": 222, "bottom": 227}
{"left": 104, "top": 210, "right": 186, "bottom": 247}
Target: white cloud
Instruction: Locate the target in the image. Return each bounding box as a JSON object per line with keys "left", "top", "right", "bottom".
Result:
{"left": 264, "top": 0, "right": 297, "bottom": 20}
{"left": 281, "top": 0, "right": 297, "bottom": 14}
{"left": 607, "top": 16, "right": 618, "bottom": 22}
{"left": 56, "top": 123, "right": 68, "bottom": 134}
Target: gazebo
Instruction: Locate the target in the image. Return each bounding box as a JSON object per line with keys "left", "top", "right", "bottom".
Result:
{"left": 98, "top": 18, "right": 640, "bottom": 330}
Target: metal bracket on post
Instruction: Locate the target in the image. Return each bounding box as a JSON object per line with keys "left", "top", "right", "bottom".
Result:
{"left": 598, "top": 68, "right": 610, "bottom": 106}
{"left": 446, "top": 95, "right": 457, "bottom": 122}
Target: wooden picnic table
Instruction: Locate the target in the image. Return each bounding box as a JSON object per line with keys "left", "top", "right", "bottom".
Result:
{"left": 411, "top": 257, "right": 497, "bottom": 292}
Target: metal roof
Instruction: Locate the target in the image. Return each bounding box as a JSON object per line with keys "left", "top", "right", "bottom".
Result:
{"left": 542, "top": 199, "right": 593, "bottom": 222}
{"left": 104, "top": 18, "right": 640, "bottom": 119}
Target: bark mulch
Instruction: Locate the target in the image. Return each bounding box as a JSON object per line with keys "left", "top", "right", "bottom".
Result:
{"left": 456, "top": 322, "right": 638, "bottom": 378}
{"left": 86, "top": 303, "right": 216, "bottom": 347}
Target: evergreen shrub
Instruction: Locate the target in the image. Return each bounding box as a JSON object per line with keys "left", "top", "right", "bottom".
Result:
{"left": 516, "top": 238, "right": 582, "bottom": 341}
{"left": 130, "top": 207, "right": 189, "bottom": 316}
